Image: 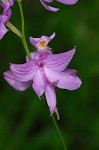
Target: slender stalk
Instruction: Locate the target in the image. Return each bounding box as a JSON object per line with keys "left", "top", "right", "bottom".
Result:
{"left": 6, "top": 21, "right": 22, "bottom": 38}
{"left": 17, "top": 0, "right": 32, "bottom": 60}
{"left": 41, "top": 95, "right": 67, "bottom": 150}
{"left": 51, "top": 115, "right": 68, "bottom": 150}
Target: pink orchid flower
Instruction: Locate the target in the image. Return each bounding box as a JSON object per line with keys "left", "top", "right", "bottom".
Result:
{"left": 4, "top": 33, "right": 82, "bottom": 116}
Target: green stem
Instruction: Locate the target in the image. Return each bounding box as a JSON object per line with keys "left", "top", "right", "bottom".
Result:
{"left": 51, "top": 116, "right": 68, "bottom": 150}
{"left": 41, "top": 96, "right": 67, "bottom": 150}
{"left": 6, "top": 21, "right": 22, "bottom": 38}
{"left": 17, "top": 0, "right": 32, "bottom": 60}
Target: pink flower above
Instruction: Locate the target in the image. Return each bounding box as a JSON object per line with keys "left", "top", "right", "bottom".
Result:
{"left": 0, "top": 0, "right": 14, "bottom": 39}
{"left": 40, "top": 0, "right": 78, "bottom": 12}
{"left": 4, "top": 33, "right": 82, "bottom": 116}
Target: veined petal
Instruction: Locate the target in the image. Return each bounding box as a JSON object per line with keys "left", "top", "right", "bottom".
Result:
{"left": 44, "top": 67, "right": 82, "bottom": 90}
{"left": 32, "top": 69, "right": 45, "bottom": 97}
{"left": 45, "top": 48, "right": 75, "bottom": 71}
{"left": 10, "top": 59, "right": 37, "bottom": 73}
{"left": 40, "top": 0, "right": 59, "bottom": 12}
{"left": 56, "top": 0, "right": 78, "bottom": 5}
{"left": 45, "top": 85, "right": 56, "bottom": 115}
{"left": 3, "top": 71, "right": 31, "bottom": 91}
{"left": 10, "top": 59, "right": 38, "bottom": 82}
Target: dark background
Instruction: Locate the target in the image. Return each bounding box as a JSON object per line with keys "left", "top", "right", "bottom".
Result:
{"left": 0, "top": 0, "right": 99, "bottom": 150}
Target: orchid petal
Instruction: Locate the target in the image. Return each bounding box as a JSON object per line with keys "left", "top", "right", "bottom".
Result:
{"left": 8, "top": 0, "right": 15, "bottom": 6}
{"left": 29, "top": 37, "right": 40, "bottom": 47}
{"left": 2, "top": 14, "right": 11, "bottom": 23}
{"left": 45, "top": 85, "right": 56, "bottom": 115}
{"left": 40, "top": 0, "right": 59, "bottom": 12}
{"left": 44, "top": 67, "right": 82, "bottom": 90}
{"left": 32, "top": 69, "right": 45, "bottom": 97}
{"left": 45, "top": 48, "right": 75, "bottom": 71}
{"left": 0, "top": 2, "right": 11, "bottom": 23}
{"left": 3, "top": 71, "right": 31, "bottom": 91}
{"left": 56, "top": 0, "right": 78, "bottom": 5}
{"left": 43, "top": 32, "right": 56, "bottom": 43}
{"left": 0, "top": 16, "right": 8, "bottom": 40}
{"left": 10, "top": 60, "right": 38, "bottom": 82}
{"left": 29, "top": 32, "right": 56, "bottom": 48}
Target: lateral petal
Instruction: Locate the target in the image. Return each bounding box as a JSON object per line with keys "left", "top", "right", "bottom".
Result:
{"left": 45, "top": 48, "right": 75, "bottom": 71}
{"left": 45, "top": 85, "right": 56, "bottom": 116}
{"left": 10, "top": 59, "right": 38, "bottom": 82}
{"left": 44, "top": 67, "right": 82, "bottom": 90}
{"left": 3, "top": 71, "right": 31, "bottom": 91}
{"left": 32, "top": 69, "right": 45, "bottom": 97}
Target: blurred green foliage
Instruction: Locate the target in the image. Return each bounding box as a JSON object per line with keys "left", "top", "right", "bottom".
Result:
{"left": 0, "top": 0, "right": 99, "bottom": 150}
